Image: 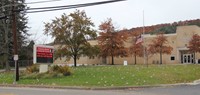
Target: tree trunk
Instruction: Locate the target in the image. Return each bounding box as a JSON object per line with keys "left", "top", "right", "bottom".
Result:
{"left": 111, "top": 55, "right": 114, "bottom": 65}
{"left": 194, "top": 52, "right": 196, "bottom": 64}
{"left": 74, "top": 55, "right": 77, "bottom": 67}
{"left": 160, "top": 49, "right": 162, "bottom": 64}
{"left": 4, "top": 55, "right": 10, "bottom": 71}
{"left": 146, "top": 54, "right": 148, "bottom": 67}
{"left": 2, "top": 15, "right": 10, "bottom": 71}
{"left": 5, "top": 61, "right": 10, "bottom": 71}
{"left": 134, "top": 54, "right": 136, "bottom": 65}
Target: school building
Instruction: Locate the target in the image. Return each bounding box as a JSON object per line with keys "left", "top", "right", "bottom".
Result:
{"left": 54, "top": 25, "right": 200, "bottom": 65}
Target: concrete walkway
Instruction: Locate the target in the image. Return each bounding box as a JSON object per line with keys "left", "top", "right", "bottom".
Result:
{"left": 0, "top": 69, "right": 5, "bottom": 72}
{"left": 0, "top": 68, "right": 26, "bottom": 73}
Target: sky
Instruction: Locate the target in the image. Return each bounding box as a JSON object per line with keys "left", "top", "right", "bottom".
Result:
{"left": 25, "top": 0, "right": 200, "bottom": 44}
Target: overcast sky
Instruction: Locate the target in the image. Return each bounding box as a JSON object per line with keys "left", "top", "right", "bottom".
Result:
{"left": 25, "top": 0, "right": 200, "bottom": 44}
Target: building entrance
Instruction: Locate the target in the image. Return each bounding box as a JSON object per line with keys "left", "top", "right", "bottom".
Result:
{"left": 182, "top": 54, "right": 194, "bottom": 64}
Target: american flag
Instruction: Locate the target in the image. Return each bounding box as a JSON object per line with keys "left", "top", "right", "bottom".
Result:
{"left": 135, "top": 35, "right": 143, "bottom": 44}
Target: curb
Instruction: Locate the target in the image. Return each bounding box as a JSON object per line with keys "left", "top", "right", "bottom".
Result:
{"left": 193, "top": 79, "right": 200, "bottom": 84}
{"left": 0, "top": 84, "right": 92, "bottom": 90}
{"left": 0, "top": 84, "right": 161, "bottom": 90}
{"left": 0, "top": 82, "right": 199, "bottom": 90}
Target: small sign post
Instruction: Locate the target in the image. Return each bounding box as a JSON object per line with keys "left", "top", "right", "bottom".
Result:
{"left": 13, "top": 55, "right": 18, "bottom": 84}
{"left": 123, "top": 60, "right": 128, "bottom": 66}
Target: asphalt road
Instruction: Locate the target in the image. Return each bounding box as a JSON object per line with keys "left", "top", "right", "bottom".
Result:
{"left": 136, "top": 84, "right": 200, "bottom": 95}
{"left": 0, "top": 84, "right": 200, "bottom": 95}
{"left": 0, "top": 87, "right": 141, "bottom": 95}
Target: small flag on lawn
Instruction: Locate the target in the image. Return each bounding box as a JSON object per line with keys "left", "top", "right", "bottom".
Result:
{"left": 136, "top": 35, "right": 143, "bottom": 44}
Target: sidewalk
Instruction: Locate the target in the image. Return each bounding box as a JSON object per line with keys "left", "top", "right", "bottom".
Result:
{"left": 0, "top": 69, "right": 5, "bottom": 73}
{"left": 0, "top": 68, "right": 26, "bottom": 73}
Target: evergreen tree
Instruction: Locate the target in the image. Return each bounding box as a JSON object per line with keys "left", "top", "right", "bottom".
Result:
{"left": 0, "top": 0, "right": 29, "bottom": 70}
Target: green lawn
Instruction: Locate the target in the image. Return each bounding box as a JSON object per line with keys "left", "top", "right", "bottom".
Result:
{"left": 0, "top": 64, "right": 200, "bottom": 87}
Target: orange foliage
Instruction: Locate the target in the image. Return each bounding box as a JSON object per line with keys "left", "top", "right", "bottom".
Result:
{"left": 98, "top": 18, "right": 129, "bottom": 65}
{"left": 148, "top": 33, "right": 173, "bottom": 64}
{"left": 129, "top": 19, "right": 200, "bottom": 35}
{"left": 188, "top": 34, "right": 200, "bottom": 53}
{"left": 129, "top": 43, "right": 143, "bottom": 56}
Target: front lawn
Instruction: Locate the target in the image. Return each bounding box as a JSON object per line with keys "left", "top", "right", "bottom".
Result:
{"left": 0, "top": 64, "right": 200, "bottom": 87}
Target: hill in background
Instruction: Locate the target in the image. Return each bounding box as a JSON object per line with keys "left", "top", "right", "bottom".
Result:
{"left": 129, "top": 19, "right": 200, "bottom": 35}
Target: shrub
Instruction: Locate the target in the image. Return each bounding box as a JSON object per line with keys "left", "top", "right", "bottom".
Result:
{"left": 20, "top": 64, "right": 72, "bottom": 79}
{"left": 26, "top": 64, "right": 39, "bottom": 73}
{"left": 49, "top": 65, "right": 60, "bottom": 73}
{"left": 49, "top": 65, "right": 72, "bottom": 76}
{"left": 59, "top": 66, "right": 72, "bottom": 76}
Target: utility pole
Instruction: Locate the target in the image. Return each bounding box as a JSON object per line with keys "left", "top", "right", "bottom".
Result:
{"left": 11, "top": 0, "right": 19, "bottom": 82}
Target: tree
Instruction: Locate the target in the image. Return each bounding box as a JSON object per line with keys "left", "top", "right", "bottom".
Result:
{"left": 188, "top": 34, "right": 200, "bottom": 64}
{"left": 19, "top": 40, "right": 35, "bottom": 60}
{"left": 148, "top": 33, "right": 173, "bottom": 64}
{"left": 44, "top": 10, "right": 97, "bottom": 67}
{"left": 98, "top": 18, "right": 128, "bottom": 65}
{"left": 129, "top": 32, "right": 143, "bottom": 65}
{"left": 129, "top": 43, "right": 143, "bottom": 65}
{"left": 0, "top": 0, "right": 29, "bottom": 71}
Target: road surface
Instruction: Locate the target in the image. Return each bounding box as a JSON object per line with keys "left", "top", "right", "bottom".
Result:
{"left": 0, "top": 84, "right": 200, "bottom": 95}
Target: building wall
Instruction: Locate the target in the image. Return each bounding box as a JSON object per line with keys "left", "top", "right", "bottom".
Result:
{"left": 176, "top": 25, "right": 200, "bottom": 48}
{"left": 176, "top": 25, "right": 200, "bottom": 64}
{"left": 53, "top": 40, "right": 102, "bottom": 65}
{"left": 53, "top": 25, "right": 200, "bottom": 65}
{"left": 141, "top": 34, "right": 177, "bottom": 64}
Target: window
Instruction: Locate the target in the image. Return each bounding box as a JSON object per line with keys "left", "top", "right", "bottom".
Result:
{"left": 171, "top": 56, "right": 175, "bottom": 61}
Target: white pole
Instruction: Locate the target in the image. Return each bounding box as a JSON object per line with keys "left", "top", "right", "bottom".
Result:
{"left": 143, "top": 10, "right": 146, "bottom": 65}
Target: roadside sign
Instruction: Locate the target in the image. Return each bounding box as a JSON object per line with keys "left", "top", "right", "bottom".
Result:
{"left": 14, "top": 55, "right": 18, "bottom": 61}
{"left": 33, "top": 45, "right": 54, "bottom": 64}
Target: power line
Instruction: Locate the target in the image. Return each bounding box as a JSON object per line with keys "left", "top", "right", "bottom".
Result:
{"left": 2, "top": 0, "right": 126, "bottom": 17}
{"left": 27, "top": 0, "right": 125, "bottom": 10}
{"left": 0, "top": 0, "right": 62, "bottom": 9}
{"left": 21, "top": 0, "right": 126, "bottom": 13}
{"left": 26, "top": 0, "right": 62, "bottom": 4}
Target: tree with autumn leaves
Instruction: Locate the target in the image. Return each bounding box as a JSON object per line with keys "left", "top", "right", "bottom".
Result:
{"left": 148, "top": 33, "right": 173, "bottom": 64}
{"left": 188, "top": 34, "right": 200, "bottom": 63}
{"left": 129, "top": 32, "right": 143, "bottom": 65}
{"left": 129, "top": 43, "right": 143, "bottom": 65}
{"left": 98, "top": 18, "right": 129, "bottom": 65}
{"left": 44, "top": 10, "right": 98, "bottom": 67}
{"left": 44, "top": 9, "right": 175, "bottom": 66}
